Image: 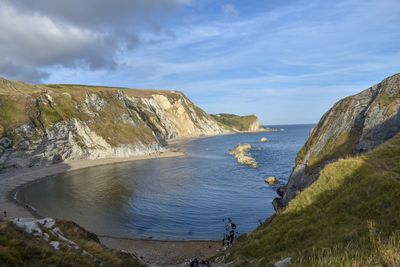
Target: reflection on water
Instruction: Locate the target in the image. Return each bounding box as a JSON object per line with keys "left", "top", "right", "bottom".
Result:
{"left": 18, "top": 125, "right": 312, "bottom": 240}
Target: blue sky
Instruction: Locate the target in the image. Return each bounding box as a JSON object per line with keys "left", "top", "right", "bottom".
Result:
{"left": 1, "top": 0, "right": 400, "bottom": 124}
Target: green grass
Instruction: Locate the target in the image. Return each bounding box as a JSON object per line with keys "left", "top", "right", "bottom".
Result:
{"left": 0, "top": 219, "right": 142, "bottom": 267}
{"left": 211, "top": 113, "right": 258, "bottom": 131}
{"left": 0, "top": 96, "right": 30, "bottom": 136}
{"left": 223, "top": 133, "right": 400, "bottom": 266}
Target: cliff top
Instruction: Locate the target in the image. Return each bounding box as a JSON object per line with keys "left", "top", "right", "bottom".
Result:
{"left": 0, "top": 76, "right": 184, "bottom": 99}
{"left": 211, "top": 113, "right": 259, "bottom": 132}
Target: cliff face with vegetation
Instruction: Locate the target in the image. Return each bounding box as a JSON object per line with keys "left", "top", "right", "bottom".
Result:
{"left": 223, "top": 73, "right": 400, "bottom": 266}
{"left": 0, "top": 78, "right": 229, "bottom": 170}
{"left": 224, "top": 133, "right": 400, "bottom": 266}
{"left": 211, "top": 113, "right": 263, "bottom": 132}
{"left": 281, "top": 73, "right": 400, "bottom": 205}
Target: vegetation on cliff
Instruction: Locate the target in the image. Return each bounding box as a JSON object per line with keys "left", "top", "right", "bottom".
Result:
{"left": 282, "top": 73, "right": 400, "bottom": 204}
{"left": 0, "top": 218, "right": 143, "bottom": 267}
{"left": 223, "top": 133, "right": 400, "bottom": 266}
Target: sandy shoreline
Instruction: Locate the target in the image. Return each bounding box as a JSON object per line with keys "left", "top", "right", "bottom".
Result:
{"left": 0, "top": 151, "right": 182, "bottom": 218}
{"left": 0, "top": 148, "right": 226, "bottom": 266}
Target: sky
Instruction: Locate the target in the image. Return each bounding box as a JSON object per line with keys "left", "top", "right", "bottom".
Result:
{"left": 0, "top": 0, "right": 399, "bottom": 125}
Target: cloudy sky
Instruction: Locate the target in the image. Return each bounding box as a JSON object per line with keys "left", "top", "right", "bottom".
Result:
{"left": 1, "top": 0, "right": 399, "bottom": 124}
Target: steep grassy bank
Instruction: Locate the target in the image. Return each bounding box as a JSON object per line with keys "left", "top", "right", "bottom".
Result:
{"left": 223, "top": 133, "right": 400, "bottom": 266}
{"left": 0, "top": 218, "right": 143, "bottom": 267}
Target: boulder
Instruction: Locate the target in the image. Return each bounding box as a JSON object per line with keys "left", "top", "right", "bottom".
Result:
{"left": 0, "top": 137, "right": 12, "bottom": 148}
{"left": 265, "top": 176, "right": 279, "bottom": 185}
{"left": 260, "top": 137, "right": 269, "bottom": 142}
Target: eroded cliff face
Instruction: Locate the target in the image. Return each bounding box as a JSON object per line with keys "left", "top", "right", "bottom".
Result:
{"left": 0, "top": 78, "right": 227, "bottom": 169}
{"left": 281, "top": 73, "right": 400, "bottom": 205}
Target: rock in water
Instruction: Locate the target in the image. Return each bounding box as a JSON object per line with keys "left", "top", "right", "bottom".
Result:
{"left": 265, "top": 176, "right": 279, "bottom": 185}
{"left": 260, "top": 137, "right": 269, "bottom": 142}
{"left": 229, "top": 144, "right": 258, "bottom": 168}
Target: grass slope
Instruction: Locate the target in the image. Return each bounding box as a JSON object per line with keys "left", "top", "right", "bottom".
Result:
{"left": 224, "top": 133, "right": 400, "bottom": 266}
{"left": 0, "top": 219, "right": 143, "bottom": 267}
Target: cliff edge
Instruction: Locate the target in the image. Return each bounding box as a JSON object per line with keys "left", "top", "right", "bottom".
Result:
{"left": 281, "top": 73, "right": 400, "bottom": 205}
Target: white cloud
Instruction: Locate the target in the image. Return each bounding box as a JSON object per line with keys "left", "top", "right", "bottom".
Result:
{"left": 221, "top": 3, "right": 238, "bottom": 16}
{"left": 0, "top": 0, "right": 190, "bottom": 82}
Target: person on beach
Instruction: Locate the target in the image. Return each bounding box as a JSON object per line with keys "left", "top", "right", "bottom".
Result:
{"left": 222, "top": 218, "right": 238, "bottom": 247}
{"left": 190, "top": 258, "right": 199, "bottom": 267}
{"left": 228, "top": 230, "right": 235, "bottom": 245}
{"left": 3, "top": 210, "right": 6, "bottom": 217}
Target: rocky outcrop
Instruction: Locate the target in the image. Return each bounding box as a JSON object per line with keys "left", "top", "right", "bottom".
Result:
{"left": 281, "top": 73, "right": 400, "bottom": 205}
{"left": 229, "top": 144, "right": 258, "bottom": 168}
{"left": 265, "top": 176, "right": 279, "bottom": 185}
{"left": 0, "top": 78, "right": 228, "bottom": 170}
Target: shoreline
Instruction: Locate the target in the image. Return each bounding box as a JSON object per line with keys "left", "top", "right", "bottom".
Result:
{"left": 0, "top": 150, "right": 184, "bottom": 219}
{"left": 0, "top": 146, "right": 223, "bottom": 265}
{"left": 0, "top": 131, "right": 275, "bottom": 265}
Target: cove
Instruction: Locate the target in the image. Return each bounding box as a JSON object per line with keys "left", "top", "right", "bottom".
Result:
{"left": 17, "top": 125, "right": 312, "bottom": 240}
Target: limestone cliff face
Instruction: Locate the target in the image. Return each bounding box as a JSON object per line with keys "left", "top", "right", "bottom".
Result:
{"left": 0, "top": 78, "right": 227, "bottom": 169}
{"left": 281, "top": 73, "right": 400, "bottom": 205}
{"left": 247, "top": 118, "right": 262, "bottom": 132}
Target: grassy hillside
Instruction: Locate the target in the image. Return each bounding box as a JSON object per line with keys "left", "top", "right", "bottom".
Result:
{"left": 223, "top": 133, "right": 400, "bottom": 266}
{"left": 0, "top": 219, "right": 143, "bottom": 267}
{"left": 211, "top": 113, "right": 259, "bottom": 132}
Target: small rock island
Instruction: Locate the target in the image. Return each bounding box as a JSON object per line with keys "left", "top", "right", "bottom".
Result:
{"left": 229, "top": 144, "right": 258, "bottom": 168}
